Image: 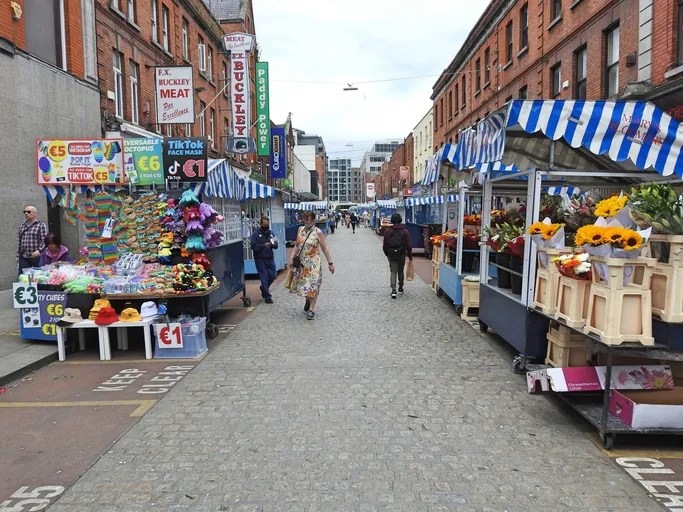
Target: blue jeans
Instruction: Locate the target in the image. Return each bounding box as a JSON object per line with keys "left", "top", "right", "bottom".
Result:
{"left": 18, "top": 256, "right": 40, "bottom": 276}
{"left": 256, "top": 259, "right": 277, "bottom": 299}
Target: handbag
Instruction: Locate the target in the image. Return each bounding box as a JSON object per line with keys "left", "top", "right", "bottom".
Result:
{"left": 284, "top": 268, "right": 295, "bottom": 289}
{"left": 406, "top": 260, "right": 415, "bottom": 281}
{"left": 293, "top": 228, "right": 314, "bottom": 269}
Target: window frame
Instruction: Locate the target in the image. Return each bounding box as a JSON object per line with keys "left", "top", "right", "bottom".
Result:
{"left": 475, "top": 58, "right": 481, "bottom": 91}
{"left": 151, "top": 0, "right": 158, "bottom": 42}
{"left": 182, "top": 18, "right": 189, "bottom": 59}
{"left": 198, "top": 35, "right": 206, "bottom": 72}
{"left": 575, "top": 45, "right": 587, "bottom": 100}
{"left": 222, "top": 62, "right": 228, "bottom": 97}
{"left": 185, "top": 123, "right": 192, "bottom": 137}
{"left": 439, "top": 97, "right": 444, "bottom": 125}
{"left": 130, "top": 60, "right": 139, "bottom": 124}
{"left": 207, "top": 46, "right": 213, "bottom": 82}
{"left": 210, "top": 108, "right": 216, "bottom": 148}
{"left": 454, "top": 83, "right": 459, "bottom": 113}
{"left": 552, "top": 0, "right": 562, "bottom": 21}
{"left": 506, "top": 21, "right": 513, "bottom": 64}
{"left": 161, "top": 5, "right": 169, "bottom": 51}
{"left": 551, "top": 63, "right": 562, "bottom": 97}
{"left": 520, "top": 3, "right": 529, "bottom": 49}
{"left": 113, "top": 51, "right": 124, "bottom": 118}
{"left": 484, "top": 48, "right": 490, "bottom": 84}
{"left": 127, "top": 0, "right": 135, "bottom": 23}
{"left": 448, "top": 90, "right": 452, "bottom": 117}
{"left": 461, "top": 75, "right": 466, "bottom": 107}
{"left": 199, "top": 101, "right": 206, "bottom": 137}
{"left": 605, "top": 24, "right": 620, "bottom": 98}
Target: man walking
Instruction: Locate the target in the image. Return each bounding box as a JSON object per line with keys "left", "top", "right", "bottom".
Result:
{"left": 250, "top": 216, "right": 278, "bottom": 304}
{"left": 17, "top": 205, "right": 48, "bottom": 274}
{"left": 383, "top": 213, "right": 412, "bottom": 299}
{"left": 350, "top": 212, "right": 358, "bottom": 234}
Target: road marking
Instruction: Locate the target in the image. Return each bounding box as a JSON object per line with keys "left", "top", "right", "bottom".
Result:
{"left": 587, "top": 433, "right": 683, "bottom": 458}
{"left": 247, "top": 307, "right": 255, "bottom": 312}
{"left": 0, "top": 400, "right": 156, "bottom": 417}
{"left": 0, "top": 330, "right": 20, "bottom": 337}
{"left": 59, "top": 355, "right": 206, "bottom": 364}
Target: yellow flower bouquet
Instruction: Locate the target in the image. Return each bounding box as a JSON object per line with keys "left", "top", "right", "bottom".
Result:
{"left": 527, "top": 219, "right": 565, "bottom": 249}
{"left": 594, "top": 195, "right": 628, "bottom": 218}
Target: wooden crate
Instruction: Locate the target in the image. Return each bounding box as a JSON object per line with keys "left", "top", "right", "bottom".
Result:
{"left": 536, "top": 248, "right": 572, "bottom": 271}
{"left": 555, "top": 276, "right": 591, "bottom": 328}
{"left": 545, "top": 332, "right": 589, "bottom": 368}
{"left": 585, "top": 285, "right": 654, "bottom": 346}
{"left": 548, "top": 323, "right": 587, "bottom": 344}
{"left": 461, "top": 279, "right": 480, "bottom": 320}
{"left": 645, "top": 234, "right": 683, "bottom": 266}
{"left": 590, "top": 257, "right": 655, "bottom": 291}
{"left": 432, "top": 244, "right": 442, "bottom": 264}
{"left": 651, "top": 263, "right": 683, "bottom": 323}
{"left": 431, "top": 262, "right": 440, "bottom": 292}
{"left": 534, "top": 267, "right": 561, "bottom": 316}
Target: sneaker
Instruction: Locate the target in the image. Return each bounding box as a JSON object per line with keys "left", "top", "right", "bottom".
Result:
{"left": 307, "top": 311, "right": 315, "bottom": 320}
{"left": 391, "top": 290, "right": 397, "bottom": 299}
{"left": 265, "top": 298, "right": 274, "bottom": 304}
{"left": 398, "top": 286, "right": 404, "bottom": 294}
{"left": 259, "top": 285, "right": 265, "bottom": 298}
{"left": 304, "top": 299, "right": 310, "bottom": 312}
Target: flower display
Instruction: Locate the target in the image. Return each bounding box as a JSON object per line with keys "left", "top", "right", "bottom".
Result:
{"left": 528, "top": 222, "right": 564, "bottom": 240}
{"left": 463, "top": 214, "right": 481, "bottom": 225}
{"left": 575, "top": 225, "right": 644, "bottom": 251}
{"left": 484, "top": 223, "right": 524, "bottom": 253}
{"left": 629, "top": 183, "right": 683, "bottom": 235}
{"left": 594, "top": 195, "right": 628, "bottom": 218}
{"left": 553, "top": 253, "right": 591, "bottom": 280}
{"left": 574, "top": 225, "right": 609, "bottom": 246}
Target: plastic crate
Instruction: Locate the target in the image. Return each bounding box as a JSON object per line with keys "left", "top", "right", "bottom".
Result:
{"left": 154, "top": 317, "right": 208, "bottom": 358}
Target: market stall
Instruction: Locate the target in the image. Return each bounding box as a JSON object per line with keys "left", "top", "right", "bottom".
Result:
{"left": 425, "top": 99, "right": 683, "bottom": 447}
{"left": 371, "top": 200, "right": 400, "bottom": 234}
{"left": 404, "top": 196, "right": 450, "bottom": 258}
{"left": 284, "top": 201, "right": 330, "bottom": 235}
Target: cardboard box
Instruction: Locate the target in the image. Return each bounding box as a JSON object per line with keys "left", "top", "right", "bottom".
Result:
{"left": 609, "top": 388, "right": 683, "bottom": 429}
{"left": 527, "top": 365, "right": 673, "bottom": 394}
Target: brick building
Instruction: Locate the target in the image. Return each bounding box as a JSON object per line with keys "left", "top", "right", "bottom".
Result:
{"left": 432, "top": 0, "right": 644, "bottom": 151}
{"left": 377, "top": 134, "right": 415, "bottom": 199}
{"left": 0, "top": 0, "right": 101, "bottom": 289}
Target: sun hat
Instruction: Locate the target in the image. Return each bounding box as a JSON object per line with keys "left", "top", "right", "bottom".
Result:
{"left": 140, "top": 301, "right": 159, "bottom": 319}
{"left": 94, "top": 307, "right": 118, "bottom": 325}
{"left": 89, "top": 298, "right": 112, "bottom": 320}
{"left": 57, "top": 308, "right": 84, "bottom": 326}
{"left": 120, "top": 308, "right": 142, "bottom": 322}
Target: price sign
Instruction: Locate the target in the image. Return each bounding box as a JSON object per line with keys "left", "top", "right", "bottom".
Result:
{"left": 155, "top": 323, "right": 184, "bottom": 349}
{"left": 123, "top": 138, "right": 164, "bottom": 185}
{"left": 13, "top": 283, "right": 38, "bottom": 309}
{"left": 19, "top": 291, "right": 66, "bottom": 341}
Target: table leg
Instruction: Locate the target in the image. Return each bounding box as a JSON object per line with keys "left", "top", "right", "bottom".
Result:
{"left": 78, "top": 330, "right": 86, "bottom": 351}
{"left": 98, "top": 327, "right": 111, "bottom": 361}
{"left": 117, "top": 327, "right": 123, "bottom": 350}
{"left": 144, "top": 324, "right": 152, "bottom": 360}
{"left": 56, "top": 327, "right": 66, "bottom": 362}
{"left": 122, "top": 328, "right": 129, "bottom": 351}
{"left": 105, "top": 328, "right": 112, "bottom": 360}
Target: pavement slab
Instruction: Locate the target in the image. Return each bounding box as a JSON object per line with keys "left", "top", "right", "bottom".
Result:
{"left": 45, "top": 226, "right": 663, "bottom": 511}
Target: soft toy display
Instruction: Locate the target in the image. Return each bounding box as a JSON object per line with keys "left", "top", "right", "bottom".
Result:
{"left": 171, "top": 263, "right": 216, "bottom": 293}
{"left": 157, "top": 232, "right": 174, "bottom": 265}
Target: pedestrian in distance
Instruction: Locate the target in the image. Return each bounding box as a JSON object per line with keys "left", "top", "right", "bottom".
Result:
{"left": 345, "top": 213, "right": 351, "bottom": 228}
{"left": 328, "top": 213, "right": 336, "bottom": 234}
{"left": 289, "top": 210, "right": 335, "bottom": 320}
{"left": 39, "top": 233, "right": 73, "bottom": 266}
{"left": 251, "top": 215, "right": 278, "bottom": 304}
{"left": 17, "top": 205, "right": 48, "bottom": 275}
{"left": 350, "top": 212, "right": 358, "bottom": 233}
{"left": 383, "top": 213, "right": 412, "bottom": 299}
{"left": 335, "top": 212, "right": 340, "bottom": 229}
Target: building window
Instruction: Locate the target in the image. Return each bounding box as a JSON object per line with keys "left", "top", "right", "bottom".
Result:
{"left": 679, "top": 0, "right": 683, "bottom": 64}
{"left": 150, "top": 0, "right": 158, "bottom": 42}
{"left": 520, "top": 3, "right": 528, "bottom": 49}
{"left": 506, "top": 21, "right": 513, "bottom": 64}
{"left": 113, "top": 51, "right": 124, "bottom": 118}
{"left": 448, "top": 90, "right": 452, "bottom": 116}
{"left": 484, "top": 48, "right": 490, "bottom": 84}
{"left": 207, "top": 47, "right": 213, "bottom": 82}
{"left": 199, "top": 102, "right": 206, "bottom": 136}
{"left": 166, "top": 124, "right": 172, "bottom": 137}
{"left": 475, "top": 58, "right": 481, "bottom": 91}
{"left": 130, "top": 61, "right": 139, "bottom": 124}
{"left": 440, "top": 98, "right": 444, "bottom": 125}
{"left": 210, "top": 108, "right": 216, "bottom": 148}
{"left": 462, "top": 75, "right": 466, "bottom": 106}
{"left": 127, "top": 0, "right": 135, "bottom": 23}
{"left": 222, "top": 62, "right": 228, "bottom": 95}
{"left": 552, "top": 0, "right": 561, "bottom": 20}
{"left": 224, "top": 118, "right": 229, "bottom": 150}
{"left": 575, "top": 46, "right": 587, "bottom": 100}
{"left": 198, "top": 36, "right": 206, "bottom": 72}
{"left": 434, "top": 104, "right": 438, "bottom": 129}
{"left": 551, "top": 63, "right": 562, "bottom": 97}
{"left": 454, "top": 83, "right": 459, "bottom": 112}
{"left": 606, "top": 25, "right": 620, "bottom": 97}
{"left": 162, "top": 5, "right": 169, "bottom": 51}
{"left": 185, "top": 123, "right": 192, "bottom": 136}
{"left": 519, "top": 85, "right": 528, "bottom": 99}
{"left": 182, "top": 18, "right": 189, "bottom": 59}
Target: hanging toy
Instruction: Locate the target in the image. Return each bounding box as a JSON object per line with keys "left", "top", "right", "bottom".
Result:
{"left": 185, "top": 219, "right": 205, "bottom": 235}
{"left": 183, "top": 205, "right": 201, "bottom": 223}
{"left": 185, "top": 234, "right": 206, "bottom": 252}
{"left": 178, "top": 189, "right": 200, "bottom": 208}
{"left": 199, "top": 203, "right": 218, "bottom": 224}
{"left": 191, "top": 252, "right": 211, "bottom": 270}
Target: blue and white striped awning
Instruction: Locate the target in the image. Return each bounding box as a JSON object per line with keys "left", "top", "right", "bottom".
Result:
{"left": 191, "top": 159, "right": 245, "bottom": 200}
{"left": 285, "top": 200, "right": 328, "bottom": 210}
{"left": 546, "top": 186, "right": 581, "bottom": 196}
{"left": 405, "top": 195, "right": 457, "bottom": 206}
{"left": 243, "top": 178, "right": 275, "bottom": 199}
{"left": 423, "top": 100, "right": 683, "bottom": 178}
{"left": 377, "top": 200, "right": 398, "bottom": 208}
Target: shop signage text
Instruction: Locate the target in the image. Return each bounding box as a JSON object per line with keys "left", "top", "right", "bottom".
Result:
{"left": 608, "top": 113, "right": 664, "bottom": 146}
{"left": 222, "top": 32, "right": 255, "bottom": 53}
{"left": 36, "top": 139, "right": 125, "bottom": 185}
{"left": 399, "top": 166, "right": 410, "bottom": 181}
{"left": 366, "top": 183, "right": 376, "bottom": 198}
{"left": 123, "top": 138, "right": 164, "bottom": 185}
{"left": 256, "top": 62, "right": 271, "bottom": 156}
{"left": 270, "top": 127, "right": 286, "bottom": 179}
{"left": 162, "top": 137, "right": 208, "bottom": 182}
{"left": 615, "top": 457, "right": 683, "bottom": 510}
{"left": 19, "top": 291, "right": 67, "bottom": 341}
{"left": 155, "top": 66, "right": 195, "bottom": 124}
{"left": 226, "top": 32, "right": 256, "bottom": 155}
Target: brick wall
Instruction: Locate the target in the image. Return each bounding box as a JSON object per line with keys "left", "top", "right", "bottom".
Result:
{"left": 404, "top": 133, "right": 414, "bottom": 185}
{"left": 96, "top": 0, "right": 239, "bottom": 157}
{"left": 315, "top": 154, "right": 326, "bottom": 199}
{"left": 433, "top": 0, "right": 639, "bottom": 149}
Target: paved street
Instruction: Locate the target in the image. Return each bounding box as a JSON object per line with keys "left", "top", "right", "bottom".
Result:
{"left": 48, "top": 226, "right": 660, "bottom": 512}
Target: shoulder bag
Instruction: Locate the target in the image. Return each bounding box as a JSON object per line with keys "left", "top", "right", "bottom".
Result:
{"left": 293, "top": 228, "right": 314, "bottom": 269}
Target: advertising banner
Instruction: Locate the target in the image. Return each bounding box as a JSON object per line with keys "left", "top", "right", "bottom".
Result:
{"left": 155, "top": 66, "right": 195, "bottom": 124}
{"left": 123, "top": 138, "right": 164, "bottom": 185}
{"left": 163, "top": 137, "right": 208, "bottom": 182}
{"left": 366, "top": 183, "right": 376, "bottom": 198}
{"left": 228, "top": 52, "right": 253, "bottom": 154}
{"left": 270, "top": 127, "right": 286, "bottom": 179}
{"left": 255, "top": 62, "right": 270, "bottom": 156}
{"left": 399, "top": 166, "right": 411, "bottom": 181}
{"left": 19, "top": 291, "right": 67, "bottom": 341}
{"left": 36, "top": 139, "right": 125, "bottom": 185}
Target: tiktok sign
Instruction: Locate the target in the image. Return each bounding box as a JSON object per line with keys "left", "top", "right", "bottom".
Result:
{"left": 162, "top": 137, "right": 208, "bottom": 183}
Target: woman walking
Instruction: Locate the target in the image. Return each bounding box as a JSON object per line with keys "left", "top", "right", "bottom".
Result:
{"left": 289, "top": 211, "right": 335, "bottom": 320}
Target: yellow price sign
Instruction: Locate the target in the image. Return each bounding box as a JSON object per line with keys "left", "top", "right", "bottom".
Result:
{"left": 46, "top": 304, "right": 63, "bottom": 317}
{"left": 42, "top": 324, "right": 56, "bottom": 336}
{"left": 93, "top": 168, "right": 109, "bottom": 183}
{"left": 138, "top": 155, "right": 161, "bottom": 172}
{"left": 47, "top": 140, "right": 67, "bottom": 162}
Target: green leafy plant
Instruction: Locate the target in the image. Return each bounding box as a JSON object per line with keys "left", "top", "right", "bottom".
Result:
{"left": 629, "top": 183, "right": 683, "bottom": 234}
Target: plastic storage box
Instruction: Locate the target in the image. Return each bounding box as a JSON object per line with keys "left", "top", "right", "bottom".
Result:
{"left": 154, "top": 317, "right": 208, "bottom": 358}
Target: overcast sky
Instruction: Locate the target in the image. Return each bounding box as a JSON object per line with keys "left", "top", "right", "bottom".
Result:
{"left": 252, "top": 0, "right": 489, "bottom": 165}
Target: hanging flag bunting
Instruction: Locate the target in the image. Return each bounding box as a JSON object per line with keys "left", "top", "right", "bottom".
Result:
{"left": 255, "top": 62, "right": 270, "bottom": 156}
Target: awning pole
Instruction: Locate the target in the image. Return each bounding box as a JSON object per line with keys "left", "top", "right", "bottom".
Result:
{"left": 480, "top": 181, "right": 493, "bottom": 286}
{"left": 457, "top": 186, "right": 466, "bottom": 276}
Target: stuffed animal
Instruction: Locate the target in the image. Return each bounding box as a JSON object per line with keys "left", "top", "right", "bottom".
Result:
{"left": 203, "top": 228, "right": 223, "bottom": 248}
{"left": 199, "top": 203, "right": 218, "bottom": 224}
{"left": 191, "top": 252, "right": 211, "bottom": 270}
{"left": 178, "top": 190, "right": 200, "bottom": 208}
{"left": 185, "top": 234, "right": 206, "bottom": 252}
{"left": 158, "top": 232, "right": 174, "bottom": 265}
{"left": 183, "top": 206, "right": 200, "bottom": 223}
{"left": 185, "top": 219, "right": 204, "bottom": 235}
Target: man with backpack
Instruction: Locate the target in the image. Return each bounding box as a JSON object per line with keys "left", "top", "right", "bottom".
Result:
{"left": 383, "top": 213, "right": 413, "bottom": 299}
{"left": 350, "top": 212, "right": 358, "bottom": 233}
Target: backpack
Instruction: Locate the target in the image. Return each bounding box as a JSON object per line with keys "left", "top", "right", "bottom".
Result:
{"left": 386, "top": 228, "right": 405, "bottom": 259}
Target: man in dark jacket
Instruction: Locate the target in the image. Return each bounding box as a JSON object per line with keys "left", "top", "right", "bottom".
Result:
{"left": 251, "top": 216, "right": 278, "bottom": 304}
{"left": 383, "top": 213, "right": 413, "bottom": 299}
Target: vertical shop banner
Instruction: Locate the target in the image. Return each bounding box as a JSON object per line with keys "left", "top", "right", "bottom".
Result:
{"left": 123, "top": 138, "right": 164, "bottom": 185}
{"left": 36, "top": 139, "right": 124, "bottom": 185}
{"left": 399, "top": 166, "right": 411, "bottom": 181}
{"left": 224, "top": 33, "right": 256, "bottom": 155}
{"left": 19, "top": 291, "right": 67, "bottom": 341}
{"left": 366, "top": 183, "right": 376, "bottom": 198}
{"left": 255, "top": 62, "right": 270, "bottom": 156}
{"left": 155, "top": 66, "right": 195, "bottom": 124}
{"left": 270, "top": 127, "right": 286, "bottom": 179}
{"left": 163, "top": 137, "right": 208, "bottom": 182}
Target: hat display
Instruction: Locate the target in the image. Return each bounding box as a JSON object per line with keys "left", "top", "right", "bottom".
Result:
{"left": 57, "top": 308, "right": 84, "bottom": 326}
{"left": 94, "top": 306, "right": 118, "bottom": 325}
{"left": 120, "top": 308, "right": 142, "bottom": 322}
{"left": 140, "top": 301, "right": 159, "bottom": 319}
{"left": 89, "top": 298, "right": 112, "bottom": 320}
